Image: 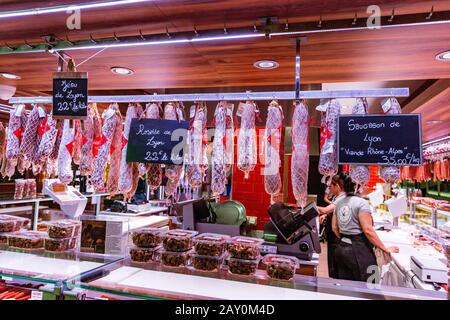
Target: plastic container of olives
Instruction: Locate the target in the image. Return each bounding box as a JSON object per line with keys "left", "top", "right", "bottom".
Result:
{"left": 131, "top": 227, "right": 164, "bottom": 248}
{"left": 227, "top": 257, "right": 260, "bottom": 276}
{"left": 130, "top": 246, "right": 160, "bottom": 263}
{"left": 159, "top": 248, "right": 191, "bottom": 267}
{"left": 162, "top": 229, "right": 198, "bottom": 252}
{"left": 227, "top": 236, "right": 264, "bottom": 260}
{"left": 42, "top": 219, "right": 81, "bottom": 239}
{"left": 193, "top": 233, "right": 230, "bottom": 257}
{"left": 262, "top": 254, "right": 300, "bottom": 281}
{"left": 189, "top": 253, "right": 225, "bottom": 272}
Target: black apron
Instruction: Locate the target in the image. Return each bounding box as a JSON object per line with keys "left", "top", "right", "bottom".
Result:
{"left": 334, "top": 233, "right": 377, "bottom": 282}
{"left": 324, "top": 213, "right": 339, "bottom": 278}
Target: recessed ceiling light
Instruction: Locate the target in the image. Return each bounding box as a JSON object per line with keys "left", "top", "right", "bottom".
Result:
{"left": 436, "top": 51, "right": 450, "bottom": 61}
{"left": 110, "top": 66, "right": 134, "bottom": 75}
{"left": 0, "top": 72, "right": 21, "bottom": 80}
{"left": 254, "top": 60, "right": 279, "bottom": 70}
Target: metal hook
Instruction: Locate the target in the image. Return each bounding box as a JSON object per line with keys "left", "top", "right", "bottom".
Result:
{"left": 254, "top": 24, "right": 258, "bottom": 33}
{"left": 113, "top": 32, "right": 120, "bottom": 42}
{"left": 388, "top": 8, "right": 395, "bottom": 22}
{"left": 89, "top": 34, "right": 98, "bottom": 44}
{"left": 138, "top": 29, "right": 146, "bottom": 40}
{"left": 223, "top": 24, "right": 228, "bottom": 35}
{"left": 352, "top": 12, "right": 357, "bottom": 25}
{"left": 166, "top": 27, "right": 171, "bottom": 39}
{"left": 426, "top": 6, "right": 434, "bottom": 20}
{"left": 4, "top": 42, "right": 15, "bottom": 51}
{"left": 24, "top": 40, "right": 35, "bottom": 49}
{"left": 193, "top": 26, "right": 199, "bottom": 37}
{"left": 65, "top": 35, "right": 75, "bottom": 46}
{"left": 285, "top": 19, "right": 289, "bottom": 30}
{"left": 317, "top": 15, "right": 323, "bottom": 28}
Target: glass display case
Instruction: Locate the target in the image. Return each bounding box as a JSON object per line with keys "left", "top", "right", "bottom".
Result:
{"left": 63, "top": 255, "right": 447, "bottom": 300}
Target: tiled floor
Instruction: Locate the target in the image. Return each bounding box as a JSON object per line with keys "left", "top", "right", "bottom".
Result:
{"left": 317, "top": 242, "right": 329, "bottom": 278}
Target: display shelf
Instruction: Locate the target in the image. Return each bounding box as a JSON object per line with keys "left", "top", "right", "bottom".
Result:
{"left": 100, "top": 206, "right": 168, "bottom": 217}
{"left": 0, "top": 248, "right": 121, "bottom": 287}
{"left": 65, "top": 256, "right": 447, "bottom": 300}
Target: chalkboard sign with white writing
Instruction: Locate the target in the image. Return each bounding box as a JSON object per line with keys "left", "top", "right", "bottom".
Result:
{"left": 52, "top": 77, "right": 88, "bottom": 118}
{"left": 126, "top": 118, "right": 189, "bottom": 165}
{"left": 338, "top": 114, "right": 423, "bottom": 166}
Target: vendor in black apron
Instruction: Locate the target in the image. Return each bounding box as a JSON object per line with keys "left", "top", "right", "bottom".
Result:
{"left": 317, "top": 174, "right": 346, "bottom": 278}
{"left": 332, "top": 173, "right": 399, "bottom": 282}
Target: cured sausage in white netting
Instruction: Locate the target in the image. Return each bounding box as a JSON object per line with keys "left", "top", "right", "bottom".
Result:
{"left": 145, "top": 103, "right": 163, "bottom": 193}
{"left": 119, "top": 104, "right": 141, "bottom": 195}
{"left": 80, "top": 104, "right": 99, "bottom": 176}
{"left": 264, "top": 101, "right": 283, "bottom": 198}
{"left": 291, "top": 101, "right": 309, "bottom": 207}
{"left": 106, "top": 112, "right": 123, "bottom": 197}
{"left": 318, "top": 99, "right": 341, "bottom": 183}
{"left": 91, "top": 104, "right": 119, "bottom": 191}
{"left": 72, "top": 119, "right": 82, "bottom": 166}
{"left": 187, "top": 103, "right": 207, "bottom": 188}
{"left": 225, "top": 103, "right": 234, "bottom": 171}
{"left": 237, "top": 102, "right": 258, "bottom": 179}
{"left": 164, "top": 102, "right": 184, "bottom": 183}
{"left": 349, "top": 98, "right": 370, "bottom": 192}
{"left": 211, "top": 102, "right": 227, "bottom": 195}
{"left": 19, "top": 104, "right": 40, "bottom": 161}
{"left": 379, "top": 97, "right": 402, "bottom": 183}
{"left": 35, "top": 114, "right": 57, "bottom": 169}
{"left": 6, "top": 104, "right": 26, "bottom": 163}
{"left": 57, "top": 119, "right": 74, "bottom": 185}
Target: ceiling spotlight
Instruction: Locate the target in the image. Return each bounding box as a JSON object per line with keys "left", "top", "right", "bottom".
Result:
{"left": 254, "top": 60, "right": 279, "bottom": 70}
{"left": 426, "top": 120, "right": 444, "bottom": 124}
{"left": 110, "top": 66, "right": 134, "bottom": 75}
{"left": 0, "top": 72, "right": 21, "bottom": 80}
{"left": 435, "top": 50, "right": 450, "bottom": 61}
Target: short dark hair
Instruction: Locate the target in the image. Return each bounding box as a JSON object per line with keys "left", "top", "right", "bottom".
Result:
{"left": 331, "top": 172, "right": 356, "bottom": 194}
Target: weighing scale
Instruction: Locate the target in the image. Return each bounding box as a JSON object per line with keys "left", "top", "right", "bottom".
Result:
{"left": 410, "top": 255, "right": 448, "bottom": 284}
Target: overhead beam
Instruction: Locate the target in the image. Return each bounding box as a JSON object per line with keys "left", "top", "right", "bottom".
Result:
{"left": 1, "top": 11, "right": 450, "bottom": 54}
{"left": 9, "top": 88, "right": 409, "bottom": 104}
{"left": 402, "top": 79, "right": 450, "bottom": 113}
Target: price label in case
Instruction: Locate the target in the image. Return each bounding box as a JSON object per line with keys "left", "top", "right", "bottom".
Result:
{"left": 30, "top": 290, "right": 43, "bottom": 300}
{"left": 1, "top": 276, "right": 13, "bottom": 281}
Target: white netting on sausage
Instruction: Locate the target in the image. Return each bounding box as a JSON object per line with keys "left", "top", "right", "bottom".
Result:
{"left": 237, "top": 102, "right": 257, "bottom": 179}
{"left": 264, "top": 101, "right": 283, "bottom": 197}
{"left": 211, "top": 102, "right": 227, "bottom": 195}
{"left": 57, "top": 119, "right": 74, "bottom": 185}
{"left": 119, "top": 105, "right": 139, "bottom": 194}
{"left": 291, "top": 101, "right": 309, "bottom": 207}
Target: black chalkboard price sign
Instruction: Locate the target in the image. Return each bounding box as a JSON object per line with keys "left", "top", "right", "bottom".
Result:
{"left": 126, "top": 118, "right": 189, "bottom": 165}
{"left": 338, "top": 114, "right": 423, "bottom": 166}
{"left": 52, "top": 72, "right": 88, "bottom": 118}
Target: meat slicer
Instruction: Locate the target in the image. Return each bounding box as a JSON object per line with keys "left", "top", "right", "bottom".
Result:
{"left": 43, "top": 179, "right": 87, "bottom": 218}
{"left": 263, "top": 201, "right": 321, "bottom": 261}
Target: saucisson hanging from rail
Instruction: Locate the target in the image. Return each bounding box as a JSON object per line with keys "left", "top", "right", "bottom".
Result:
{"left": 237, "top": 101, "right": 258, "bottom": 179}
{"left": 264, "top": 101, "right": 283, "bottom": 199}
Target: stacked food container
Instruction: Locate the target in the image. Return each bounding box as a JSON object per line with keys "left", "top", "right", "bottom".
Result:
{"left": 14, "top": 179, "right": 37, "bottom": 199}
{"left": 262, "top": 254, "right": 300, "bottom": 281}
{"left": 226, "top": 236, "right": 263, "bottom": 276}
{"left": 129, "top": 227, "right": 165, "bottom": 263}
{"left": 40, "top": 219, "right": 81, "bottom": 252}
{"left": 190, "top": 233, "right": 230, "bottom": 272}
{"left": 0, "top": 215, "right": 31, "bottom": 248}
{"left": 159, "top": 229, "right": 198, "bottom": 268}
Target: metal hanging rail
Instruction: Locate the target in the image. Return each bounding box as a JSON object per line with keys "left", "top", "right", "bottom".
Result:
{"left": 8, "top": 88, "right": 409, "bottom": 104}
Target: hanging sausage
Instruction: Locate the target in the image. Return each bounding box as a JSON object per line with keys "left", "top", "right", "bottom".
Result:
{"left": 80, "top": 104, "right": 101, "bottom": 176}
{"left": 35, "top": 113, "right": 58, "bottom": 171}
{"left": 349, "top": 98, "right": 370, "bottom": 192}
{"left": 187, "top": 102, "right": 207, "bottom": 188}
{"left": 291, "top": 101, "right": 309, "bottom": 207}
{"left": 264, "top": 101, "right": 283, "bottom": 200}
{"left": 19, "top": 104, "right": 41, "bottom": 161}
{"left": 318, "top": 99, "right": 341, "bottom": 184}
{"left": 106, "top": 110, "right": 123, "bottom": 197}
{"left": 237, "top": 101, "right": 258, "bottom": 179}
{"left": 145, "top": 103, "right": 163, "bottom": 194}
{"left": 72, "top": 119, "right": 82, "bottom": 166}
{"left": 6, "top": 104, "right": 27, "bottom": 176}
{"left": 379, "top": 97, "right": 401, "bottom": 183}
{"left": 119, "top": 104, "right": 139, "bottom": 195}
{"left": 225, "top": 103, "right": 235, "bottom": 171}
{"left": 0, "top": 123, "right": 5, "bottom": 168}
{"left": 211, "top": 101, "right": 227, "bottom": 196}
{"left": 57, "top": 119, "right": 74, "bottom": 185}
{"left": 91, "top": 103, "right": 120, "bottom": 192}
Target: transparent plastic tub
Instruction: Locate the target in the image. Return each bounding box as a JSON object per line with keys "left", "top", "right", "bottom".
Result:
{"left": 227, "top": 257, "right": 260, "bottom": 276}
{"left": 0, "top": 215, "right": 28, "bottom": 232}
{"left": 159, "top": 248, "right": 191, "bottom": 267}
{"left": 193, "top": 233, "right": 230, "bottom": 257}
{"left": 7, "top": 231, "right": 47, "bottom": 250}
{"left": 262, "top": 254, "right": 300, "bottom": 281}
{"left": 130, "top": 246, "right": 160, "bottom": 263}
{"left": 162, "top": 229, "right": 198, "bottom": 252}
{"left": 43, "top": 219, "right": 81, "bottom": 239}
{"left": 226, "top": 236, "right": 264, "bottom": 260}
{"left": 190, "top": 253, "right": 225, "bottom": 272}
{"left": 131, "top": 227, "right": 164, "bottom": 248}
{"left": 0, "top": 232, "right": 8, "bottom": 245}
{"left": 44, "top": 237, "right": 77, "bottom": 252}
